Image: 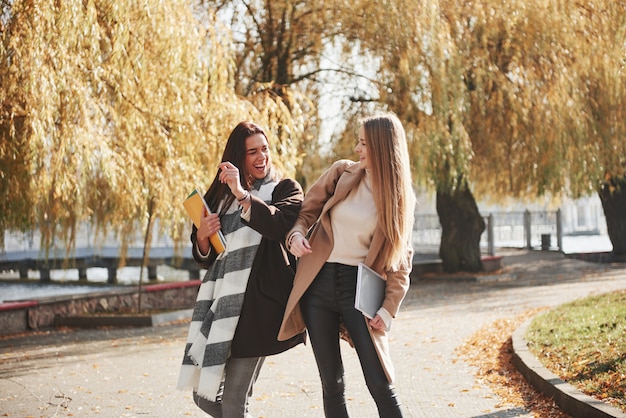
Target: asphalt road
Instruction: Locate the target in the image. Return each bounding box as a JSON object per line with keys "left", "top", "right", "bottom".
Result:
{"left": 2, "top": 249, "right": 626, "bottom": 418}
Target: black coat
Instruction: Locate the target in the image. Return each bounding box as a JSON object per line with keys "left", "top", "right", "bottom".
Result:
{"left": 191, "top": 178, "right": 306, "bottom": 358}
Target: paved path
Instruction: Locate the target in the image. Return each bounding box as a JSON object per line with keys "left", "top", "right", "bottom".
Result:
{"left": 2, "top": 249, "right": 626, "bottom": 417}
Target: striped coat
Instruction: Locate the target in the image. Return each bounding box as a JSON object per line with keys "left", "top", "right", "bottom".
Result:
{"left": 178, "top": 177, "right": 305, "bottom": 401}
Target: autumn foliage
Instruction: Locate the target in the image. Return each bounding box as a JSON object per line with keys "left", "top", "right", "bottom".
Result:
{"left": 1, "top": 0, "right": 625, "bottom": 260}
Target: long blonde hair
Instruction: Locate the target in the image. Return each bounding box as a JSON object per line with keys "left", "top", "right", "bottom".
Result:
{"left": 361, "top": 113, "right": 416, "bottom": 270}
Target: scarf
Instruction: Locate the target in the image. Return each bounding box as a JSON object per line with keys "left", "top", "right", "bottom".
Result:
{"left": 177, "top": 176, "right": 277, "bottom": 401}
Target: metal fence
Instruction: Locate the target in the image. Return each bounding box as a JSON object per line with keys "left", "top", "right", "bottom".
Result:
{"left": 4, "top": 209, "right": 563, "bottom": 257}
{"left": 2, "top": 220, "right": 177, "bottom": 254}
{"left": 413, "top": 209, "right": 563, "bottom": 255}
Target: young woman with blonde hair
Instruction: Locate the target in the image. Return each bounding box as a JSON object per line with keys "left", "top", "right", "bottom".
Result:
{"left": 279, "top": 113, "right": 416, "bottom": 417}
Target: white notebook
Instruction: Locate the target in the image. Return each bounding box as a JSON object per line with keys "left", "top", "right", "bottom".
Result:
{"left": 355, "top": 263, "right": 386, "bottom": 319}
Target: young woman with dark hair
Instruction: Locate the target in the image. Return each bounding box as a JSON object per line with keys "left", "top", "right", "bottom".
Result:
{"left": 178, "top": 121, "right": 305, "bottom": 417}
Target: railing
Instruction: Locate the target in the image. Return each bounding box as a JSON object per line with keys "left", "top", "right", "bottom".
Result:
{"left": 1, "top": 222, "right": 195, "bottom": 283}
{"left": 413, "top": 209, "right": 563, "bottom": 254}
{"left": 2, "top": 209, "right": 564, "bottom": 283}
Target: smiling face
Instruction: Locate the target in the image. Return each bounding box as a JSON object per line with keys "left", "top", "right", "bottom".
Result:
{"left": 355, "top": 126, "right": 371, "bottom": 170}
{"left": 244, "top": 133, "right": 271, "bottom": 180}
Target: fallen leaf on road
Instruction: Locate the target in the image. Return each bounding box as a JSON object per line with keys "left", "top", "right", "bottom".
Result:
{"left": 455, "top": 308, "right": 569, "bottom": 418}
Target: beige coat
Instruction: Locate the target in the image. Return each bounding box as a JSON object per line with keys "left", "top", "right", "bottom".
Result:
{"left": 277, "top": 160, "right": 413, "bottom": 382}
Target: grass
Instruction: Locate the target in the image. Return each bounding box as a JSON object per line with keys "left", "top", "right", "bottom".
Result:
{"left": 525, "top": 289, "right": 626, "bottom": 412}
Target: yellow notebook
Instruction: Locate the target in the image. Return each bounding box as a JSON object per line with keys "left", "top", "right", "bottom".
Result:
{"left": 183, "top": 189, "right": 227, "bottom": 254}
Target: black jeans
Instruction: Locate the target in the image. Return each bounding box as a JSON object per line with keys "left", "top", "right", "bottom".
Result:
{"left": 301, "top": 262, "right": 403, "bottom": 418}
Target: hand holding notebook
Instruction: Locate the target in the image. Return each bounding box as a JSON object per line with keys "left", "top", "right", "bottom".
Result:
{"left": 355, "top": 263, "right": 386, "bottom": 320}
{"left": 183, "top": 189, "right": 227, "bottom": 254}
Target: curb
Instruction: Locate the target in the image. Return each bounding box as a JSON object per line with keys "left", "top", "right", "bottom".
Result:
{"left": 411, "top": 255, "right": 503, "bottom": 280}
{"left": 0, "top": 281, "right": 199, "bottom": 336}
{"left": 512, "top": 319, "right": 626, "bottom": 418}
{"left": 54, "top": 308, "right": 193, "bottom": 328}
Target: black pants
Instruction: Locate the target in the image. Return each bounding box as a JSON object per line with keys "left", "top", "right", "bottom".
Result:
{"left": 301, "top": 262, "right": 403, "bottom": 418}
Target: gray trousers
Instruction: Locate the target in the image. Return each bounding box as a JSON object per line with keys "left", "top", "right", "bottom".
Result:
{"left": 193, "top": 356, "right": 265, "bottom": 418}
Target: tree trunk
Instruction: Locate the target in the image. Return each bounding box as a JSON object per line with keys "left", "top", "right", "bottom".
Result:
{"left": 598, "top": 176, "right": 626, "bottom": 255}
{"left": 436, "top": 187, "right": 486, "bottom": 273}
{"left": 138, "top": 197, "right": 156, "bottom": 313}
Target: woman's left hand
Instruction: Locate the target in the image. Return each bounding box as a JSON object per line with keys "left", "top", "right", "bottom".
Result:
{"left": 369, "top": 314, "right": 386, "bottom": 330}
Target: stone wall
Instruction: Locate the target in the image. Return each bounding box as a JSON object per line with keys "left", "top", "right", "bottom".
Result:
{"left": 0, "top": 303, "right": 33, "bottom": 335}
{"left": 0, "top": 281, "right": 200, "bottom": 336}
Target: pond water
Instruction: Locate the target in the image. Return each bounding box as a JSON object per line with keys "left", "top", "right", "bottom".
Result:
{"left": 0, "top": 265, "right": 199, "bottom": 303}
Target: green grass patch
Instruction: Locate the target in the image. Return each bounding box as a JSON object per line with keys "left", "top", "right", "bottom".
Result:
{"left": 526, "top": 290, "right": 626, "bottom": 412}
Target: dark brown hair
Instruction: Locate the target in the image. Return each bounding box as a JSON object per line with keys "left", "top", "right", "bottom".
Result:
{"left": 203, "top": 121, "right": 273, "bottom": 215}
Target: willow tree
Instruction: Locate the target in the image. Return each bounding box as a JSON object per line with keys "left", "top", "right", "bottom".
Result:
{"left": 207, "top": 0, "right": 485, "bottom": 271}
{"left": 348, "top": 0, "right": 623, "bottom": 271}
{"left": 457, "top": 1, "right": 576, "bottom": 198}
{"left": 199, "top": 0, "right": 626, "bottom": 271}
{"left": 341, "top": 0, "right": 484, "bottom": 272}
{"left": 0, "top": 0, "right": 211, "bottom": 266}
{"left": 565, "top": 1, "right": 626, "bottom": 255}
{"left": 203, "top": 0, "right": 367, "bottom": 187}
{"left": 0, "top": 0, "right": 305, "bottom": 284}
{"left": 449, "top": 0, "right": 626, "bottom": 256}
{"left": 440, "top": 0, "right": 578, "bottom": 271}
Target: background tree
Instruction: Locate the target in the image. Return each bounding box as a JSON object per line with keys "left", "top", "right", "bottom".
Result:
{"left": 565, "top": 1, "right": 626, "bottom": 255}
{"left": 345, "top": 0, "right": 626, "bottom": 270}
{"left": 0, "top": 1, "right": 302, "bottom": 273}
{"left": 0, "top": 0, "right": 212, "bottom": 264}
{"left": 204, "top": 0, "right": 626, "bottom": 271}
{"left": 203, "top": 0, "right": 384, "bottom": 187}
{"left": 3, "top": 0, "right": 625, "bottom": 280}
{"left": 453, "top": 0, "right": 626, "bottom": 257}
{"left": 341, "top": 0, "right": 483, "bottom": 272}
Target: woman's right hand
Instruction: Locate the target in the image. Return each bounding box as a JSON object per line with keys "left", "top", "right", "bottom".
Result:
{"left": 196, "top": 208, "right": 221, "bottom": 255}
{"left": 288, "top": 233, "right": 312, "bottom": 258}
